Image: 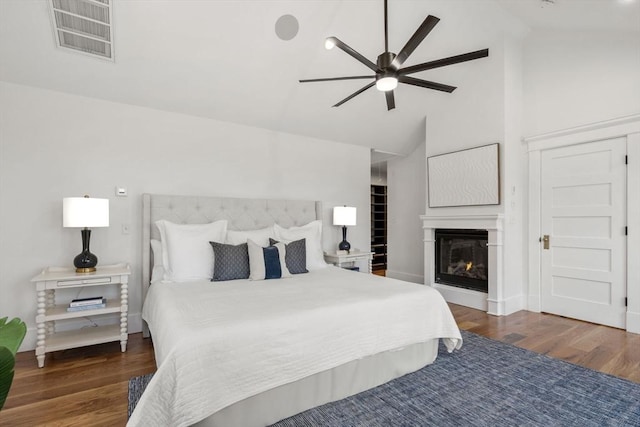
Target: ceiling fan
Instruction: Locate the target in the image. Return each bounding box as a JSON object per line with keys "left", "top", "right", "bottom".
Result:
{"left": 299, "top": 0, "right": 489, "bottom": 111}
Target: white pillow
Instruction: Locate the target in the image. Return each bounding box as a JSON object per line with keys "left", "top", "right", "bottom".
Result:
{"left": 150, "top": 239, "right": 165, "bottom": 284}
{"left": 155, "top": 219, "right": 228, "bottom": 281}
{"left": 226, "top": 225, "right": 275, "bottom": 247}
{"left": 274, "top": 220, "right": 326, "bottom": 270}
{"left": 247, "top": 239, "right": 291, "bottom": 280}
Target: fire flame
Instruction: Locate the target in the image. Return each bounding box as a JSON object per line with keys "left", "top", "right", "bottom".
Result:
{"left": 466, "top": 262, "right": 473, "bottom": 271}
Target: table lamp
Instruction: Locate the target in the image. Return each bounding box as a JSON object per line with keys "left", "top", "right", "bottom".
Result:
{"left": 333, "top": 206, "right": 356, "bottom": 253}
{"left": 63, "top": 195, "right": 109, "bottom": 273}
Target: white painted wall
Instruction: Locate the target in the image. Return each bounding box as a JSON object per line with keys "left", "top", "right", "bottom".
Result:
{"left": 421, "top": 38, "right": 530, "bottom": 314}
{"left": 388, "top": 37, "right": 513, "bottom": 288}
{"left": 501, "top": 35, "right": 526, "bottom": 311}
{"left": 386, "top": 142, "right": 425, "bottom": 284}
{"left": 523, "top": 30, "right": 640, "bottom": 136}
{"left": 0, "top": 82, "right": 371, "bottom": 351}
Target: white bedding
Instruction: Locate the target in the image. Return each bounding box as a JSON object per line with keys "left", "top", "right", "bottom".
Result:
{"left": 129, "top": 266, "right": 462, "bottom": 427}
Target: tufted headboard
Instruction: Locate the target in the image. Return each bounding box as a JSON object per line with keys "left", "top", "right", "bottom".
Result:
{"left": 141, "top": 194, "right": 322, "bottom": 334}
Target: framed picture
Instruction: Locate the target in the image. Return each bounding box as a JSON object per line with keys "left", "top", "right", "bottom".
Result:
{"left": 427, "top": 143, "right": 500, "bottom": 208}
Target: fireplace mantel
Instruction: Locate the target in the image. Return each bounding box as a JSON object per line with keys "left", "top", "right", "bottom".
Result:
{"left": 421, "top": 214, "right": 505, "bottom": 315}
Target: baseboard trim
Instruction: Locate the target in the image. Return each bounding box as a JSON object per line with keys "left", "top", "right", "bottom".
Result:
{"left": 501, "top": 294, "right": 526, "bottom": 316}
{"left": 527, "top": 294, "right": 541, "bottom": 312}
{"left": 433, "top": 283, "right": 488, "bottom": 312}
{"left": 385, "top": 270, "right": 424, "bottom": 284}
{"left": 626, "top": 311, "right": 640, "bottom": 334}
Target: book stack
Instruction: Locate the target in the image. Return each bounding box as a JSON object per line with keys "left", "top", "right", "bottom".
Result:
{"left": 67, "top": 296, "right": 106, "bottom": 312}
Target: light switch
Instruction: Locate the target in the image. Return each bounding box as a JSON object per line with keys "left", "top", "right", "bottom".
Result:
{"left": 116, "top": 186, "right": 127, "bottom": 197}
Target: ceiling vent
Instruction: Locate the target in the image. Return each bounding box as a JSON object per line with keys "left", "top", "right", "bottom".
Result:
{"left": 49, "top": 0, "right": 114, "bottom": 60}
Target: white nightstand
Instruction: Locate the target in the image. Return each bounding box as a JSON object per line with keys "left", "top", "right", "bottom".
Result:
{"left": 324, "top": 251, "right": 374, "bottom": 274}
{"left": 30, "top": 263, "right": 131, "bottom": 368}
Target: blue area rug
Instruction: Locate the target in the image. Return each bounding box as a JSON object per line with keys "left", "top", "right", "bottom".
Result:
{"left": 128, "top": 331, "right": 640, "bottom": 426}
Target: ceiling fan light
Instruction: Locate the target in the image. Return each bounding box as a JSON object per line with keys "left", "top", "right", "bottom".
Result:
{"left": 325, "top": 37, "right": 337, "bottom": 50}
{"left": 376, "top": 76, "right": 398, "bottom": 92}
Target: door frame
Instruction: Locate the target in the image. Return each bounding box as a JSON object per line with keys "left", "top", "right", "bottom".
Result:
{"left": 525, "top": 114, "right": 640, "bottom": 333}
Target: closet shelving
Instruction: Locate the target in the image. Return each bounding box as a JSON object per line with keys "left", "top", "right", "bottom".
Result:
{"left": 370, "top": 185, "right": 387, "bottom": 273}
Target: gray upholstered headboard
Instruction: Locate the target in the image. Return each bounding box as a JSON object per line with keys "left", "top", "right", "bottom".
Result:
{"left": 141, "top": 193, "right": 322, "bottom": 335}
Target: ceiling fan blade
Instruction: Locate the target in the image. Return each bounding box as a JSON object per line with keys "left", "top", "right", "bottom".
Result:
{"left": 385, "top": 90, "right": 395, "bottom": 111}
{"left": 399, "top": 76, "right": 456, "bottom": 93}
{"left": 333, "top": 82, "right": 376, "bottom": 107}
{"left": 391, "top": 15, "right": 440, "bottom": 70}
{"left": 399, "top": 48, "right": 489, "bottom": 75}
{"left": 299, "top": 75, "right": 375, "bottom": 83}
{"left": 329, "top": 37, "right": 378, "bottom": 72}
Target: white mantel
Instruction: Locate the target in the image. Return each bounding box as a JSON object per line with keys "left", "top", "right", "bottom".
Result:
{"left": 421, "top": 214, "right": 506, "bottom": 315}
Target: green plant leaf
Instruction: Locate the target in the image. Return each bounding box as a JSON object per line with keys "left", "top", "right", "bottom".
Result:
{"left": 0, "top": 346, "right": 16, "bottom": 410}
{"left": 0, "top": 317, "right": 25, "bottom": 411}
{"left": 0, "top": 318, "right": 27, "bottom": 356}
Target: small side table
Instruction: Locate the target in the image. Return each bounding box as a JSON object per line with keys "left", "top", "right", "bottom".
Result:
{"left": 30, "top": 263, "right": 131, "bottom": 368}
{"left": 324, "top": 251, "right": 374, "bottom": 274}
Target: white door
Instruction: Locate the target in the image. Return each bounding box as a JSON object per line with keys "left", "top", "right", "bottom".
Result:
{"left": 540, "top": 138, "right": 627, "bottom": 328}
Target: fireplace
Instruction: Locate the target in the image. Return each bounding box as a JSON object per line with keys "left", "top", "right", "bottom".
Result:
{"left": 434, "top": 229, "right": 488, "bottom": 293}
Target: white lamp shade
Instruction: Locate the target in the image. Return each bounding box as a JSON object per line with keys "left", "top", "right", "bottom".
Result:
{"left": 63, "top": 197, "right": 109, "bottom": 228}
{"left": 333, "top": 206, "right": 356, "bottom": 226}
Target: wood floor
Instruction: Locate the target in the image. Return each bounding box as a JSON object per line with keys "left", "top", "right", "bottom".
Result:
{"left": 449, "top": 304, "right": 640, "bottom": 383}
{"left": 2, "top": 304, "right": 639, "bottom": 426}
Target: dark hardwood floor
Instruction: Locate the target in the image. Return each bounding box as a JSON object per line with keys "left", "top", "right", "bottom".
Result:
{"left": 2, "top": 304, "right": 638, "bottom": 426}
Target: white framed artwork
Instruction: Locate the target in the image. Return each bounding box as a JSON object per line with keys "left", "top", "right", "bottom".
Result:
{"left": 427, "top": 143, "right": 500, "bottom": 208}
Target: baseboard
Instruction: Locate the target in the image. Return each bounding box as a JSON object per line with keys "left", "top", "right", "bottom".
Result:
{"left": 527, "top": 294, "right": 541, "bottom": 312}
{"left": 626, "top": 311, "right": 640, "bottom": 334}
{"left": 496, "top": 294, "right": 525, "bottom": 316}
{"left": 385, "top": 270, "right": 423, "bottom": 284}
{"left": 433, "top": 283, "right": 488, "bottom": 312}
{"left": 19, "top": 312, "right": 143, "bottom": 353}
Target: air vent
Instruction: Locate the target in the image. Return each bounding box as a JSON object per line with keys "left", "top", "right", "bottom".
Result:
{"left": 49, "top": 0, "right": 114, "bottom": 60}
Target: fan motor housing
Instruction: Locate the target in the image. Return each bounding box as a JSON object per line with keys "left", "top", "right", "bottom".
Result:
{"left": 377, "top": 52, "right": 397, "bottom": 71}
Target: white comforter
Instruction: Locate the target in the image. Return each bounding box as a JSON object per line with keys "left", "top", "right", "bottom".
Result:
{"left": 128, "top": 266, "right": 462, "bottom": 427}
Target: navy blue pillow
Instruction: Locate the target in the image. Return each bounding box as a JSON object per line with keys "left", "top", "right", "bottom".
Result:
{"left": 263, "top": 246, "right": 283, "bottom": 279}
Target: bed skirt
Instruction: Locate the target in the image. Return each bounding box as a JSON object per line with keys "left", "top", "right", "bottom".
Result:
{"left": 194, "top": 339, "right": 439, "bottom": 427}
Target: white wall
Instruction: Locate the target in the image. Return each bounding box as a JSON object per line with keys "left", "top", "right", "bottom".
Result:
{"left": 386, "top": 142, "right": 425, "bottom": 284}
{"left": 0, "top": 82, "right": 371, "bottom": 351}
{"left": 523, "top": 30, "right": 640, "bottom": 136}
{"left": 501, "top": 35, "right": 526, "bottom": 310}
{"left": 387, "top": 36, "right": 513, "bottom": 286}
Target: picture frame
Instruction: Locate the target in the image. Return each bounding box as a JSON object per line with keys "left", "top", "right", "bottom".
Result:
{"left": 427, "top": 143, "right": 500, "bottom": 208}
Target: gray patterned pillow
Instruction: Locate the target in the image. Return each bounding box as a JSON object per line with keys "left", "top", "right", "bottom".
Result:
{"left": 210, "top": 242, "right": 250, "bottom": 281}
{"left": 269, "top": 238, "right": 308, "bottom": 274}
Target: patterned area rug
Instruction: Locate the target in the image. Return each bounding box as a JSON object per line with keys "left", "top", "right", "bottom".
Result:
{"left": 128, "top": 331, "right": 640, "bottom": 426}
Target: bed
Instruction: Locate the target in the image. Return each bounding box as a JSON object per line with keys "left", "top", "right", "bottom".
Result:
{"left": 128, "top": 194, "right": 462, "bottom": 427}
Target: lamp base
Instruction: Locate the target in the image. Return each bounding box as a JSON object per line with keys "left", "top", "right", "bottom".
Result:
{"left": 73, "top": 228, "right": 98, "bottom": 273}
{"left": 338, "top": 225, "right": 351, "bottom": 253}
{"left": 338, "top": 240, "right": 351, "bottom": 252}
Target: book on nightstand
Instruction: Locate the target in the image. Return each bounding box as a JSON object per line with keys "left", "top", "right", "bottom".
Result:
{"left": 69, "top": 296, "right": 104, "bottom": 307}
{"left": 67, "top": 298, "right": 106, "bottom": 311}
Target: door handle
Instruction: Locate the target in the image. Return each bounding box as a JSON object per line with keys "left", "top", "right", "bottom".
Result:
{"left": 542, "top": 235, "right": 550, "bottom": 250}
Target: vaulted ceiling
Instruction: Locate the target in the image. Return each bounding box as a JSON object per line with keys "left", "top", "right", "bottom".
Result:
{"left": 1, "top": 0, "right": 638, "bottom": 157}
